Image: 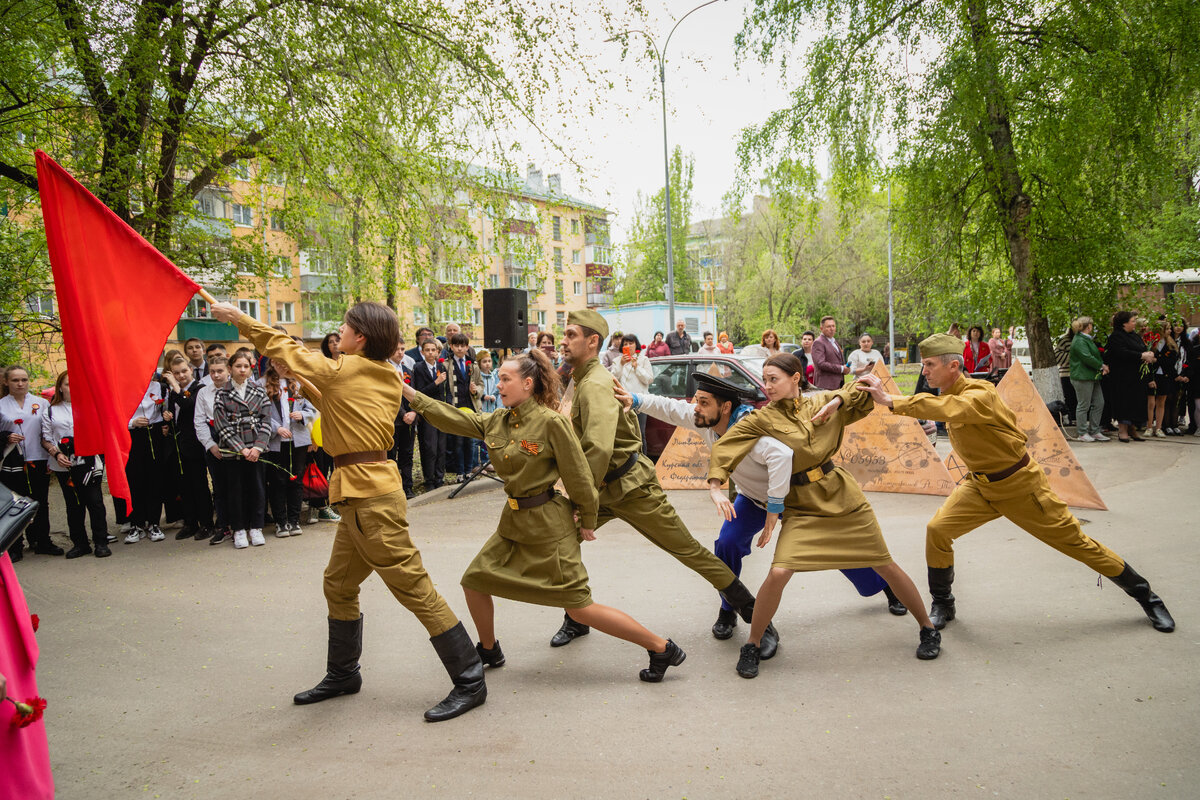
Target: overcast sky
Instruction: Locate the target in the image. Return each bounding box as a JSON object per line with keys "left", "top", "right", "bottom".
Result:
{"left": 512, "top": 0, "right": 801, "bottom": 242}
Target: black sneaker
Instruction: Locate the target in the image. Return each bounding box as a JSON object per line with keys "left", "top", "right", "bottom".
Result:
{"left": 208, "top": 529, "right": 230, "bottom": 546}
{"left": 639, "top": 639, "right": 686, "bottom": 683}
{"left": 917, "top": 626, "right": 942, "bottom": 660}
{"left": 736, "top": 643, "right": 761, "bottom": 678}
{"left": 175, "top": 525, "right": 196, "bottom": 540}
{"left": 194, "top": 527, "right": 210, "bottom": 541}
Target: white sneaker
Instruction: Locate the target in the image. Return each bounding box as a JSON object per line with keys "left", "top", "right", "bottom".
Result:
{"left": 233, "top": 530, "right": 249, "bottom": 549}
{"left": 275, "top": 524, "right": 290, "bottom": 538}
{"left": 123, "top": 527, "right": 143, "bottom": 544}
{"left": 107, "top": 532, "right": 118, "bottom": 542}
{"left": 1154, "top": 428, "right": 1167, "bottom": 438}
{"left": 1077, "top": 434, "right": 1095, "bottom": 442}
{"left": 1092, "top": 432, "right": 1110, "bottom": 441}
{"left": 249, "top": 529, "right": 265, "bottom": 546}
{"left": 147, "top": 525, "right": 165, "bottom": 542}
{"left": 289, "top": 522, "right": 302, "bottom": 536}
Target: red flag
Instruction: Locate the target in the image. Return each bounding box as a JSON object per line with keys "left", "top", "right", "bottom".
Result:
{"left": 35, "top": 150, "right": 199, "bottom": 503}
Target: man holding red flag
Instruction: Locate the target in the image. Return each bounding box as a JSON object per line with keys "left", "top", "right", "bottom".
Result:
{"left": 35, "top": 150, "right": 199, "bottom": 505}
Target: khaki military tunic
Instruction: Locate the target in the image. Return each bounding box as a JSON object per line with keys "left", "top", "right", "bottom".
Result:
{"left": 709, "top": 387, "right": 893, "bottom": 571}
{"left": 571, "top": 358, "right": 736, "bottom": 590}
{"left": 892, "top": 375, "right": 1123, "bottom": 576}
{"left": 237, "top": 315, "right": 459, "bottom": 635}
{"left": 410, "top": 393, "right": 600, "bottom": 608}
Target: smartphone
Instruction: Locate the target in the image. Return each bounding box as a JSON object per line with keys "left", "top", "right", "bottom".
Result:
{"left": 623, "top": 345, "right": 634, "bottom": 358}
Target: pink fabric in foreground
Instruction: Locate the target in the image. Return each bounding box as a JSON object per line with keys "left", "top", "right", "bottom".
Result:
{"left": 0, "top": 553, "right": 54, "bottom": 799}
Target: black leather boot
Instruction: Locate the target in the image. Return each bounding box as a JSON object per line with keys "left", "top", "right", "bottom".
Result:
{"left": 719, "top": 578, "right": 756, "bottom": 622}
{"left": 711, "top": 607, "right": 737, "bottom": 640}
{"left": 293, "top": 616, "right": 363, "bottom": 705}
{"left": 758, "top": 622, "right": 780, "bottom": 660}
{"left": 639, "top": 639, "right": 686, "bottom": 683}
{"left": 1107, "top": 563, "right": 1175, "bottom": 633}
{"left": 928, "top": 566, "right": 956, "bottom": 630}
{"left": 550, "top": 611, "right": 590, "bottom": 647}
{"left": 916, "top": 627, "right": 941, "bottom": 660}
{"left": 425, "top": 622, "right": 487, "bottom": 721}
{"left": 882, "top": 585, "right": 908, "bottom": 616}
{"left": 476, "top": 640, "right": 506, "bottom": 668}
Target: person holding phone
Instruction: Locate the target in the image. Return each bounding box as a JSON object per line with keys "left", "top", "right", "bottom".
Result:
{"left": 609, "top": 334, "right": 654, "bottom": 447}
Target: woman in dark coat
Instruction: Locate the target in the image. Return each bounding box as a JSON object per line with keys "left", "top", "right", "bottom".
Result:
{"left": 1102, "top": 311, "right": 1154, "bottom": 442}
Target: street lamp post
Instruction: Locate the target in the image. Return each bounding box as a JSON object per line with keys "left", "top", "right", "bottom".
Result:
{"left": 609, "top": 0, "right": 724, "bottom": 330}
{"left": 887, "top": 182, "right": 895, "bottom": 368}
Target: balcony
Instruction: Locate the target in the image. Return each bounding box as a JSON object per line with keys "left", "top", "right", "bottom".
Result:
{"left": 586, "top": 292, "right": 614, "bottom": 308}
{"left": 584, "top": 245, "right": 613, "bottom": 266}
{"left": 177, "top": 318, "right": 239, "bottom": 341}
{"left": 303, "top": 321, "right": 341, "bottom": 339}
{"left": 503, "top": 254, "right": 537, "bottom": 273}
{"left": 300, "top": 274, "right": 339, "bottom": 292}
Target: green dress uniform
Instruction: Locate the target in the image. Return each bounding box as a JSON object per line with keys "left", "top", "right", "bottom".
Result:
{"left": 708, "top": 387, "right": 894, "bottom": 571}
{"left": 409, "top": 392, "right": 600, "bottom": 608}
{"left": 891, "top": 374, "right": 1123, "bottom": 576}
{"left": 571, "top": 356, "right": 737, "bottom": 590}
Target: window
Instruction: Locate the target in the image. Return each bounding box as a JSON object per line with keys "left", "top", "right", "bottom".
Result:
{"left": 553, "top": 247, "right": 563, "bottom": 272}
{"left": 572, "top": 249, "right": 581, "bottom": 265}
{"left": 306, "top": 295, "right": 343, "bottom": 323}
{"left": 270, "top": 212, "right": 285, "bottom": 231}
{"left": 413, "top": 307, "right": 427, "bottom": 325}
{"left": 26, "top": 294, "right": 55, "bottom": 316}
{"left": 552, "top": 216, "right": 561, "bottom": 240}
{"left": 555, "top": 279, "right": 564, "bottom": 304}
{"left": 573, "top": 281, "right": 582, "bottom": 295}
{"left": 571, "top": 219, "right": 579, "bottom": 235}
{"left": 231, "top": 203, "right": 253, "bottom": 227}
{"left": 185, "top": 298, "right": 210, "bottom": 318}
{"left": 473, "top": 308, "right": 482, "bottom": 326}
{"left": 238, "top": 299, "right": 260, "bottom": 320}
{"left": 435, "top": 263, "right": 473, "bottom": 285}
{"left": 536, "top": 310, "right": 547, "bottom": 326}
{"left": 196, "top": 195, "right": 217, "bottom": 217}
{"left": 488, "top": 274, "right": 500, "bottom": 289}
{"left": 556, "top": 311, "right": 565, "bottom": 328}
{"left": 434, "top": 299, "right": 472, "bottom": 323}
{"left": 275, "top": 256, "right": 292, "bottom": 278}
{"left": 508, "top": 275, "right": 522, "bottom": 289}
{"left": 232, "top": 161, "right": 251, "bottom": 181}
{"left": 276, "top": 302, "right": 295, "bottom": 323}
{"left": 649, "top": 361, "right": 692, "bottom": 398}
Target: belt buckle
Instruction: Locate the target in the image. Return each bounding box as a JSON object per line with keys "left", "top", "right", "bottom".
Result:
{"left": 805, "top": 466, "right": 824, "bottom": 483}
{"left": 507, "top": 497, "right": 519, "bottom": 510}
{"left": 975, "top": 473, "right": 990, "bottom": 484}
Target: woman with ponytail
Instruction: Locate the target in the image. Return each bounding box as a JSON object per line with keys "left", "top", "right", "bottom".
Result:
{"left": 403, "top": 346, "right": 686, "bottom": 685}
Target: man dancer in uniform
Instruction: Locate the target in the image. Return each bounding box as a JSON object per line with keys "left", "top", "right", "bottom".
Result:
{"left": 856, "top": 333, "right": 1174, "bottom": 634}
{"left": 619, "top": 372, "right": 907, "bottom": 651}
{"left": 548, "top": 310, "right": 760, "bottom": 647}
{"left": 211, "top": 300, "right": 486, "bottom": 721}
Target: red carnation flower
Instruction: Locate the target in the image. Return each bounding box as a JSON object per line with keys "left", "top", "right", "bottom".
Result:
{"left": 60, "top": 438, "right": 69, "bottom": 445}
{"left": 154, "top": 398, "right": 165, "bottom": 406}
{"left": 438, "top": 357, "right": 445, "bottom": 363}
{"left": 10, "top": 696, "right": 47, "bottom": 729}
{"left": 14, "top": 418, "right": 23, "bottom": 426}
{"left": 30, "top": 613, "right": 39, "bottom": 631}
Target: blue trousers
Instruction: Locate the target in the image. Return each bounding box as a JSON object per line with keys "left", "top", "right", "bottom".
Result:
{"left": 714, "top": 494, "right": 888, "bottom": 610}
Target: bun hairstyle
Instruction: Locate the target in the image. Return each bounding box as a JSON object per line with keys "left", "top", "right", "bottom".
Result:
{"left": 505, "top": 347, "right": 561, "bottom": 410}
{"left": 764, "top": 352, "right": 810, "bottom": 391}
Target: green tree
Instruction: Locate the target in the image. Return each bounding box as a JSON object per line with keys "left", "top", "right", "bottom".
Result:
{"left": 617, "top": 146, "right": 697, "bottom": 304}
{"left": 735, "top": 0, "right": 1200, "bottom": 397}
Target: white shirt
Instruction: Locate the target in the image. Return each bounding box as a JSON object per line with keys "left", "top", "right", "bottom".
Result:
{"left": 632, "top": 393, "right": 792, "bottom": 513}
{"left": 609, "top": 353, "right": 654, "bottom": 394}
{"left": 0, "top": 394, "right": 50, "bottom": 463}
{"left": 194, "top": 383, "right": 220, "bottom": 451}
{"left": 40, "top": 403, "right": 75, "bottom": 472}
{"left": 847, "top": 348, "right": 879, "bottom": 373}
{"left": 128, "top": 380, "right": 164, "bottom": 427}
{"left": 696, "top": 343, "right": 721, "bottom": 355}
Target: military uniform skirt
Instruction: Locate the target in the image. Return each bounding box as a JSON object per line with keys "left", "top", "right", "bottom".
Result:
{"left": 460, "top": 494, "right": 593, "bottom": 608}
{"left": 772, "top": 468, "right": 892, "bottom": 571}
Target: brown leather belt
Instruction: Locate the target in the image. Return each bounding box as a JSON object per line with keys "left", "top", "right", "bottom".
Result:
{"left": 506, "top": 489, "right": 554, "bottom": 510}
{"left": 333, "top": 450, "right": 388, "bottom": 468}
{"left": 791, "top": 460, "right": 836, "bottom": 487}
{"left": 972, "top": 452, "right": 1030, "bottom": 484}
{"left": 601, "top": 451, "right": 639, "bottom": 487}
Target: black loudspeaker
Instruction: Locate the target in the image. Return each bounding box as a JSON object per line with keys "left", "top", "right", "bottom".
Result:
{"left": 482, "top": 288, "right": 528, "bottom": 349}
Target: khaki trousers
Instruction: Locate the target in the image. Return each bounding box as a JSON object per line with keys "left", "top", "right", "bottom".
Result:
{"left": 323, "top": 489, "right": 459, "bottom": 635}
{"left": 926, "top": 461, "right": 1124, "bottom": 577}
{"left": 597, "top": 482, "right": 736, "bottom": 590}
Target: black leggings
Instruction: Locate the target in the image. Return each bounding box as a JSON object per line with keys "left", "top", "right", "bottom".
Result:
{"left": 1, "top": 458, "right": 51, "bottom": 554}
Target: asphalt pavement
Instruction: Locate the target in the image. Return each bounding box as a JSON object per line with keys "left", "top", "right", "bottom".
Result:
{"left": 12, "top": 435, "right": 1199, "bottom": 799}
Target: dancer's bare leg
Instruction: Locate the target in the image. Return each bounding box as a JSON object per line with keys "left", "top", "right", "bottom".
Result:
{"left": 567, "top": 603, "right": 667, "bottom": 651}
{"left": 463, "top": 587, "right": 496, "bottom": 647}
{"left": 874, "top": 562, "right": 934, "bottom": 629}
{"left": 748, "top": 567, "right": 793, "bottom": 645}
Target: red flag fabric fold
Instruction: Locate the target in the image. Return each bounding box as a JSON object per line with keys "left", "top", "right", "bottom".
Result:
{"left": 35, "top": 150, "right": 199, "bottom": 503}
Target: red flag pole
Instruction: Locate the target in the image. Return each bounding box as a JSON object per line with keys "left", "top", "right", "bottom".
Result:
{"left": 197, "top": 288, "right": 219, "bottom": 305}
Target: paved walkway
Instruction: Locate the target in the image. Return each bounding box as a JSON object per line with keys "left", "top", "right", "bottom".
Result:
{"left": 13, "top": 436, "right": 1199, "bottom": 798}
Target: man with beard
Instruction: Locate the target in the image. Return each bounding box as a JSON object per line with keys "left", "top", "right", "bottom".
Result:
{"left": 618, "top": 373, "right": 906, "bottom": 652}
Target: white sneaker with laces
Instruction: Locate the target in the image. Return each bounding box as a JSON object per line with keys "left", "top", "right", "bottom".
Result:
{"left": 233, "top": 530, "right": 249, "bottom": 549}
{"left": 289, "top": 522, "right": 302, "bottom": 536}
{"left": 1092, "top": 432, "right": 1110, "bottom": 441}
{"left": 123, "top": 527, "right": 143, "bottom": 544}
{"left": 275, "top": 524, "right": 290, "bottom": 538}
{"left": 1154, "top": 428, "right": 1167, "bottom": 438}
{"left": 147, "top": 525, "right": 165, "bottom": 542}
{"left": 249, "top": 528, "right": 266, "bottom": 546}
{"left": 1077, "top": 434, "right": 1095, "bottom": 442}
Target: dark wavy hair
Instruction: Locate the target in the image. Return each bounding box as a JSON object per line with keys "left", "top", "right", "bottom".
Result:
{"left": 1111, "top": 310, "right": 1136, "bottom": 330}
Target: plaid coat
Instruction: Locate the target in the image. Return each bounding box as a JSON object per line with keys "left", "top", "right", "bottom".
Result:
{"left": 213, "top": 381, "right": 272, "bottom": 456}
